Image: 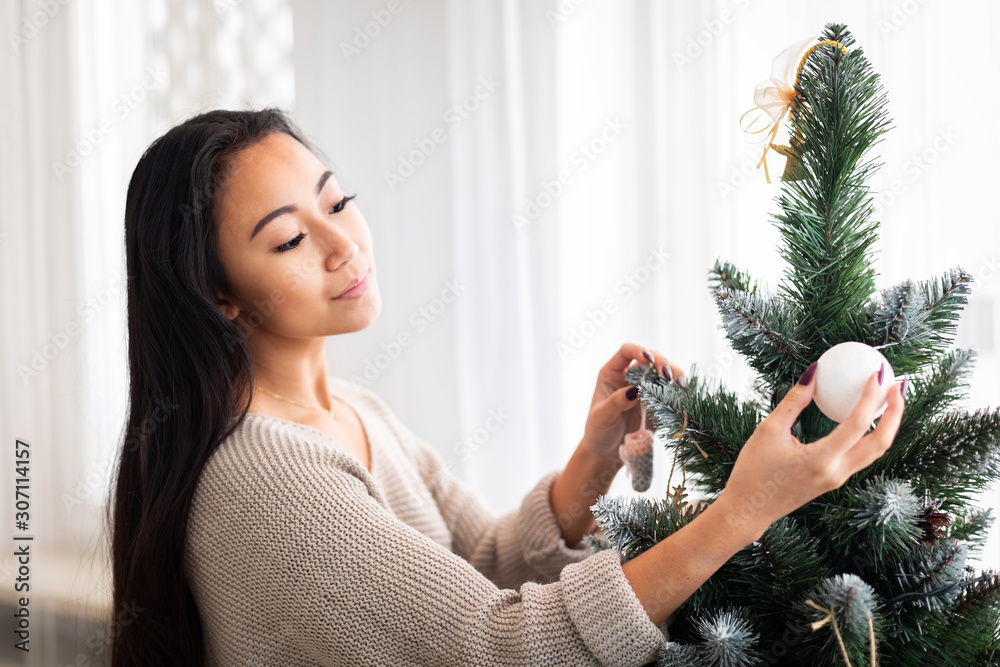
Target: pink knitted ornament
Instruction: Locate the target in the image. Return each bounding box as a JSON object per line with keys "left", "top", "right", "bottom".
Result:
{"left": 619, "top": 399, "right": 655, "bottom": 492}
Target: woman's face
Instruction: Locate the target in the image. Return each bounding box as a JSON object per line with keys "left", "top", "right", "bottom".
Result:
{"left": 213, "top": 131, "right": 380, "bottom": 339}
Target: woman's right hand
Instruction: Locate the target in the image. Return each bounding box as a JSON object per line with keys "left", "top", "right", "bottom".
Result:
{"left": 717, "top": 362, "right": 906, "bottom": 540}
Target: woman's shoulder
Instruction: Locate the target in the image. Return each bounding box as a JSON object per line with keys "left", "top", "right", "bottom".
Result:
{"left": 199, "top": 410, "right": 363, "bottom": 500}
{"left": 187, "top": 411, "right": 388, "bottom": 548}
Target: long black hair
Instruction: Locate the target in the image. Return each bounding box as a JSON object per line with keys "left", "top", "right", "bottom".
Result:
{"left": 106, "top": 108, "right": 321, "bottom": 665}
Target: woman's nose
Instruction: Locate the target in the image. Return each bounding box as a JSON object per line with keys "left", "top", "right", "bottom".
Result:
{"left": 316, "top": 220, "right": 359, "bottom": 271}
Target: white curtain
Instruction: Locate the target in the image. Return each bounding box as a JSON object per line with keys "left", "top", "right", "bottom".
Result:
{"left": 1, "top": 0, "right": 80, "bottom": 578}
{"left": 291, "top": 0, "right": 1000, "bottom": 569}
{"left": 0, "top": 0, "right": 295, "bottom": 629}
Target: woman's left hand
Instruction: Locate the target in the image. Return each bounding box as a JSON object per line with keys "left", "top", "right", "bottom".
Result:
{"left": 581, "top": 342, "right": 685, "bottom": 464}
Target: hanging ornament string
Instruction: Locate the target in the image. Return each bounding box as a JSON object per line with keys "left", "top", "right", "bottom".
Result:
{"left": 739, "top": 37, "right": 849, "bottom": 183}
{"left": 619, "top": 365, "right": 656, "bottom": 492}
{"left": 804, "top": 599, "right": 877, "bottom": 667}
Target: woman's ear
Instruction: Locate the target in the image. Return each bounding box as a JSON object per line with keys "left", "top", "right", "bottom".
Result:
{"left": 216, "top": 291, "right": 239, "bottom": 321}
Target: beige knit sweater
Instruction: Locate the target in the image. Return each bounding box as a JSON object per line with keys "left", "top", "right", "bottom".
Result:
{"left": 184, "top": 376, "right": 670, "bottom": 666}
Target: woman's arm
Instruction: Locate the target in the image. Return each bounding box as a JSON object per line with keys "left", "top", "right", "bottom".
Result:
{"left": 619, "top": 488, "right": 760, "bottom": 626}
{"left": 185, "top": 436, "right": 668, "bottom": 667}
{"left": 549, "top": 437, "right": 764, "bottom": 626}
{"left": 549, "top": 437, "right": 622, "bottom": 548}
{"left": 353, "top": 384, "right": 595, "bottom": 588}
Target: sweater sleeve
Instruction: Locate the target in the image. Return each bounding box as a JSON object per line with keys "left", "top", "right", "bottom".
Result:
{"left": 353, "top": 386, "right": 596, "bottom": 589}
{"left": 186, "top": 438, "right": 667, "bottom": 667}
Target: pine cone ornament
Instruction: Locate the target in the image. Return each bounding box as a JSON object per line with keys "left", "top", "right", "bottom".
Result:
{"left": 620, "top": 394, "right": 655, "bottom": 494}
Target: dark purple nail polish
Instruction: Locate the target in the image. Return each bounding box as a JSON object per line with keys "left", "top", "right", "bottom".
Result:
{"left": 878, "top": 362, "right": 885, "bottom": 385}
{"left": 642, "top": 349, "right": 654, "bottom": 364}
{"left": 661, "top": 364, "right": 669, "bottom": 377}
{"left": 626, "top": 385, "right": 639, "bottom": 400}
{"left": 900, "top": 376, "right": 907, "bottom": 398}
{"left": 798, "top": 362, "right": 818, "bottom": 386}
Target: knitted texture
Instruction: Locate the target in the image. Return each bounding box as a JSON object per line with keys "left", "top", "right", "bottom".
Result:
{"left": 183, "top": 376, "right": 669, "bottom": 666}
{"left": 619, "top": 428, "right": 654, "bottom": 492}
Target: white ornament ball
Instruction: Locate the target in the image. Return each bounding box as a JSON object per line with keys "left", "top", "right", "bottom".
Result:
{"left": 813, "top": 342, "right": 895, "bottom": 423}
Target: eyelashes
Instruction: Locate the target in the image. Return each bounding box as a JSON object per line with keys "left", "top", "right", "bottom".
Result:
{"left": 329, "top": 193, "right": 357, "bottom": 215}
{"left": 273, "top": 193, "right": 358, "bottom": 253}
{"left": 274, "top": 233, "right": 306, "bottom": 254}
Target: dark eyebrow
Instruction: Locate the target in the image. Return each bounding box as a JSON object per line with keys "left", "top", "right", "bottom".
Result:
{"left": 315, "top": 170, "right": 333, "bottom": 196}
{"left": 249, "top": 170, "right": 334, "bottom": 243}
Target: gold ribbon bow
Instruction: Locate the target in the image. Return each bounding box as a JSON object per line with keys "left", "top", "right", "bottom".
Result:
{"left": 740, "top": 37, "right": 848, "bottom": 183}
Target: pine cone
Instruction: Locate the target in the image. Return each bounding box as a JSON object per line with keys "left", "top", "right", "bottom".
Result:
{"left": 619, "top": 428, "right": 654, "bottom": 492}
{"left": 917, "top": 505, "right": 951, "bottom": 546}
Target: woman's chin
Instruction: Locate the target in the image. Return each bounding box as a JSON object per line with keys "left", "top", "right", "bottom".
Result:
{"left": 330, "top": 295, "right": 382, "bottom": 333}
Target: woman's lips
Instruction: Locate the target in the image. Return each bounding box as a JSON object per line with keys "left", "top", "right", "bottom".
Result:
{"left": 333, "top": 271, "right": 370, "bottom": 300}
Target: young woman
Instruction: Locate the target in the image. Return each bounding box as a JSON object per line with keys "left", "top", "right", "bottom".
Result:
{"left": 107, "top": 108, "right": 905, "bottom": 666}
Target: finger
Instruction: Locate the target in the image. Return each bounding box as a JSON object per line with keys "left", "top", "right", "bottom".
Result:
{"left": 593, "top": 384, "right": 643, "bottom": 427}
{"left": 605, "top": 342, "right": 658, "bottom": 378}
{"left": 765, "top": 361, "right": 818, "bottom": 432}
{"left": 646, "top": 348, "right": 685, "bottom": 385}
{"left": 840, "top": 379, "right": 906, "bottom": 473}
{"left": 826, "top": 368, "right": 885, "bottom": 453}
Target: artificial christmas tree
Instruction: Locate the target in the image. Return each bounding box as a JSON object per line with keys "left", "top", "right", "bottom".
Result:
{"left": 589, "top": 23, "right": 1000, "bottom": 666}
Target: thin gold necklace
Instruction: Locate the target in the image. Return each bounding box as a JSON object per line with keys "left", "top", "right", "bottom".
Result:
{"left": 255, "top": 385, "right": 337, "bottom": 419}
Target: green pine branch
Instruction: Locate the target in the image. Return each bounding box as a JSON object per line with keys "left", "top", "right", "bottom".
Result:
{"left": 894, "top": 348, "right": 976, "bottom": 444}
{"left": 772, "top": 24, "right": 891, "bottom": 353}
{"left": 727, "top": 517, "right": 833, "bottom": 622}
{"left": 657, "top": 607, "right": 762, "bottom": 667}
{"left": 708, "top": 258, "right": 759, "bottom": 295}
{"left": 817, "top": 474, "right": 924, "bottom": 563}
{"left": 892, "top": 408, "right": 1000, "bottom": 499}
{"left": 928, "top": 570, "right": 1000, "bottom": 666}
{"left": 949, "top": 507, "right": 995, "bottom": 557}
{"left": 791, "top": 573, "right": 887, "bottom": 667}
{"left": 712, "top": 285, "right": 810, "bottom": 382}
{"left": 881, "top": 540, "right": 969, "bottom": 658}
{"left": 625, "top": 363, "right": 763, "bottom": 493}
{"left": 589, "top": 494, "right": 701, "bottom": 562}
{"left": 865, "top": 268, "right": 973, "bottom": 375}
{"left": 857, "top": 348, "right": 977, "bottom": 483}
